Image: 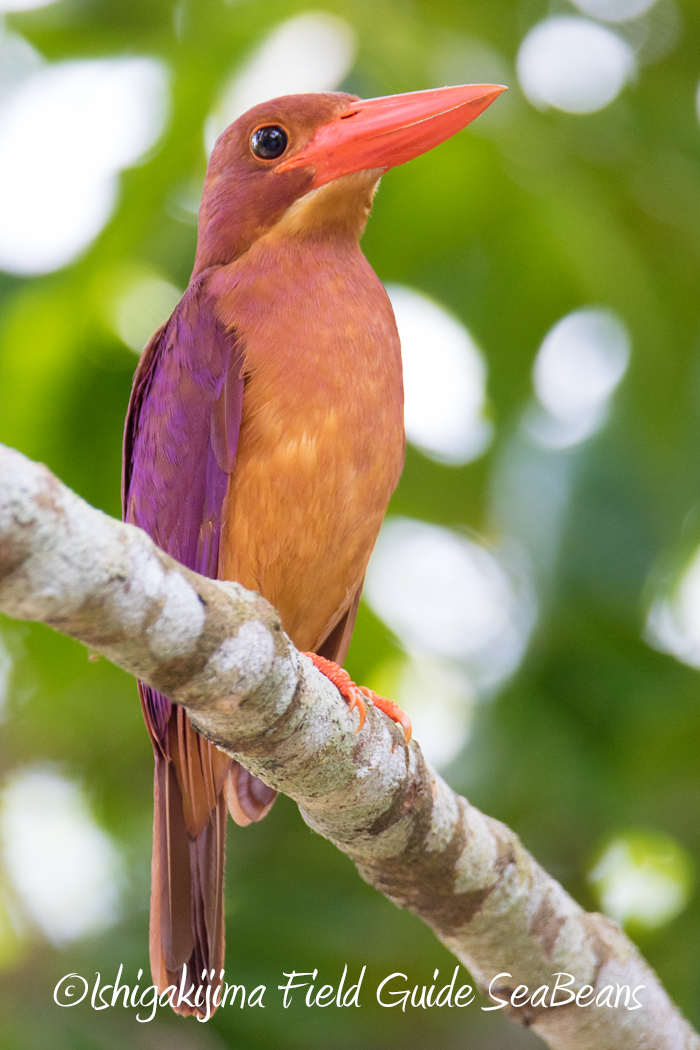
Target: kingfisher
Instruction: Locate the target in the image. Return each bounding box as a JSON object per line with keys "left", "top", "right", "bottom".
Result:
{"left": 122, "top": 82, "right": 504, "bottom": 1016}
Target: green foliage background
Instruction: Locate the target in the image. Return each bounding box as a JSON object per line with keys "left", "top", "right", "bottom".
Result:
{"left": 1, "top": 0, "right": 699, "bottom": 1046}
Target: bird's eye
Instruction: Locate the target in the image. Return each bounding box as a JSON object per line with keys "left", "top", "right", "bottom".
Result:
{"left": 250, "top": 125, "right": 288, "bottom": 161}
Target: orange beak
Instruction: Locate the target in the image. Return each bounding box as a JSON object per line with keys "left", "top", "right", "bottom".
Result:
{"left": 276, "top": 84, "right": 506, "bottom": 188}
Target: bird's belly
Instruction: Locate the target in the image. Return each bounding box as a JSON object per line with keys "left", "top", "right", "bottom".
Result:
{"left": 220, "top": 399, "right": 403, "bottom": 652}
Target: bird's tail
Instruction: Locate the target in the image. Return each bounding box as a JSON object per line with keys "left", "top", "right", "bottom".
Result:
{"left": 150, "top": 719, "right": 228, "bottom": 1018}
{"left": 148, "top": 703, "right": 277, "bottom": 1018}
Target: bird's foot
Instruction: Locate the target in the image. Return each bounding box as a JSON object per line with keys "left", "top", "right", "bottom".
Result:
{"left": 300, "top": 652, "right": 412, "bottom": 744}
{"left": 363, "top": 690, "right": 412, "bottom": 744}
{"left": 300, "top": 652, "right": 367, "bottom": 730}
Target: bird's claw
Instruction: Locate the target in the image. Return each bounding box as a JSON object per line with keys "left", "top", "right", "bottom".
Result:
{"left": 344, "top": 685, "right": 368, "bottom": 731}
{"left": 301, "top": 652, "right": 411, "bottom": 744}
{"left": 359, "top": 687, "right": 412, "bottom": 744}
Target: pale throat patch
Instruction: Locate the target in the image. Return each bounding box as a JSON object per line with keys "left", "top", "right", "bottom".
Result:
{"left": 270, "top": 169, "right": 384, "bottom": 240}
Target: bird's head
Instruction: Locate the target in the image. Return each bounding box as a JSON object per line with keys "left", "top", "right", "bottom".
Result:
{"left": 193, "top": 84, "right": 505, "bottom": 274}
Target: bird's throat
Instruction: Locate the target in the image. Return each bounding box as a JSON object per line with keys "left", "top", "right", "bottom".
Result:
{"left": 262, "top": 169, "right": 383, "bottom": 244}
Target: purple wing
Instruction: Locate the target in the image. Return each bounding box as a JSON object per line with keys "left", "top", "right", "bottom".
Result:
{"left": 123, "top": 275, "right": 242, "bottom": 579}
{"left": 122, "top": 275, "right": 244, "bottom": 1010}
{"left": 123, "top": 275, "right": 243, "bottom": 747}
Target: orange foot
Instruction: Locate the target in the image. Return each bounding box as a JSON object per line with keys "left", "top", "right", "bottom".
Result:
{"left": 301, "top": 652, "right": 412, "bottom": 744}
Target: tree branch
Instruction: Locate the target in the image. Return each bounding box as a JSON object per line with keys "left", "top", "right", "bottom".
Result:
{"left": 0, "top": 443, "right": 696, "bottom": 1050}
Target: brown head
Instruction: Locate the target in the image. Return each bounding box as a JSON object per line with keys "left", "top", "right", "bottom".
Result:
{"left": 193, "top": 84, "right": 506, "bottom": 275}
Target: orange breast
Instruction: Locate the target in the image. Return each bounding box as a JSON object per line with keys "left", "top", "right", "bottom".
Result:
{"left": 209, "top": 237, "right": 404, "bottom": 652}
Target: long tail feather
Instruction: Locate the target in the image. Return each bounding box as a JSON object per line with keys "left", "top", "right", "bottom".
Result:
{"left": 151, "top": 748, "right": 226, "bottom": 1017}
{"left": 142, "top": 697, "right": 228, "bottom": 1018}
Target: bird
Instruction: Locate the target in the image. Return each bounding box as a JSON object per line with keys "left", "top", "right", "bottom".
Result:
{"left": 122, "top": 82, "right": 504, "bottom": 1017}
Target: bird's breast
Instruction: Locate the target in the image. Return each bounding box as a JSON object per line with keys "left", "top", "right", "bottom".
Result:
{"left": 209, "top": 238, "right": 404, "bottom": 651}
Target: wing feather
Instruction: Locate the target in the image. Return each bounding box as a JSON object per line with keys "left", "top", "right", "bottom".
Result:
{"left": 123, "top": 275, "right": 247, "bottom": 1012}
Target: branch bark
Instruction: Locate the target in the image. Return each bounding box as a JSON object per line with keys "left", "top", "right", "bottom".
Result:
{"left": 0, "top": 443, "right": 696, "bottom": 1050}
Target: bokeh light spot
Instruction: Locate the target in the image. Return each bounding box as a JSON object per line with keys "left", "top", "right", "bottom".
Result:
{"left": 517, "top": 17, "right": 635, "bottom": 114}
{"left": 205, "top": 12, "right": 356, "bottom": 152}
{"left": 0, "top": 29, "right": 43, "bottom": 101}
{"left": 364, "top": 518, "right": 535, "bottom": 691}
{"left": 387, "top": 285, "right": 492, "bottom": 466}
{"left": 0, "top": 768, "right": 122, "bottom": 946}
{"left": 0, "top": 58, "right": 169, "bottom": 275}
{"left": 526, "top": 307, "right": 630, "bottom": 449}
{"left": 589, "top": 832, "right": 693, "bottom": 930}
{"left": 111, "top": 274, "right": 183, "bottom": 353}
{"left": 646, "top": 545, "right": 700, "bottom": 668}
{"left": 369, "top": 652, "right": 473, "bottom": 770}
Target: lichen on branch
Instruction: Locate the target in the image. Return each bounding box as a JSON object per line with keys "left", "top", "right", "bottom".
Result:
{"left": 0, "top": 443, "right": 696, "bottom": 1050}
